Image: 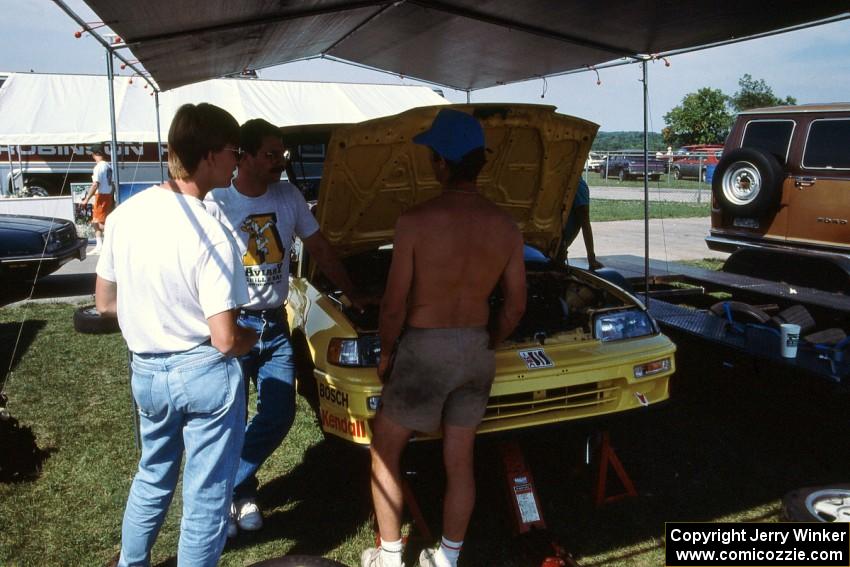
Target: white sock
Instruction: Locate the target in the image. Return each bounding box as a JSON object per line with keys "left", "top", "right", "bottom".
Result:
{"left": 379, "top": 537, "right": 403, "bottom": 567}
{"left": 436, "top": 536, "right": 463, "bottom": 567}
{"left": 94, "top": 234, "right": 103, "bottom": 248}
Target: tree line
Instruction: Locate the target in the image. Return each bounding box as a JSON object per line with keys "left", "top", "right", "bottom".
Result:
{"left": 590, "top": 75, "right": 796, "bottom": 151}
{"left": 662, "top": 74, "right": 796, "bottom": 147}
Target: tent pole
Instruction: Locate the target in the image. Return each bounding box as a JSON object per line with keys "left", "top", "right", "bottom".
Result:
{"left": 154, "top": 90, "right": 165, "bottom": 182}
{"left": 642, "top": 58, "right": 649, "bottom": 300}
{"left": 105, "top": 48, "right": 121, "bottom": 201}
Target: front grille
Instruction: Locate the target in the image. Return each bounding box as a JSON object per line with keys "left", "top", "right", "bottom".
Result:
{"left": 482, "top": 381, "right": 619, "bottom": 422}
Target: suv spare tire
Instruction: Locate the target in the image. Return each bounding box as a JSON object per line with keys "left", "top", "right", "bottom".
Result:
{"left": 73, "top": 305, "right": 120, "bottom": 334}
{"left": 712, "top": 147, "right": 784, "bottom": 217}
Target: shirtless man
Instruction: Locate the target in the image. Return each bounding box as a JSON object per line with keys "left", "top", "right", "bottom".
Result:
{"left": 362, "top": 109, "right": 527, "bottom": 567}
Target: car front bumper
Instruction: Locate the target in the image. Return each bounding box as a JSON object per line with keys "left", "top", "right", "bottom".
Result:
{"left": 312, "top": 333, "right": 676, "bottom": 446}
{"left": 1, "top": 237, "right": 87, "bottom": 278}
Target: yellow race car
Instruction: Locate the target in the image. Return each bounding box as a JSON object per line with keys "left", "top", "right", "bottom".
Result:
{"left": 286, "top": 104, "right": 676, "bottom": 446}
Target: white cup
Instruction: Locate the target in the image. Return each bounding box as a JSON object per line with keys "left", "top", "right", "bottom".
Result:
{"left": 780, "top": 323, "right": 801, "bottom": 358}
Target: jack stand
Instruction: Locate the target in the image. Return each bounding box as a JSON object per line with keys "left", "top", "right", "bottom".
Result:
{"left": 500, "top": 440, "right": 579, "bottom": 567}
{"left": 401, "top": 475, "right": 434, "bottom": 541}
{"left": 373, "top": 472, "right": 434, "bottom": 549}
{"left": 592, "top": 431, "right": 637, "bottom": 506}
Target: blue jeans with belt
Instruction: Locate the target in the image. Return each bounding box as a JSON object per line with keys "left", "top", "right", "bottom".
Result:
{"left": 232, "top": 308, "right": 296, "bottom": 500}
{"left": 119, "top": 342, "right": 245, "bottom": 567}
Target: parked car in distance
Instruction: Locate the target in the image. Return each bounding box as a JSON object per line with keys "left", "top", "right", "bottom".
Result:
{"left": 286, "top": 104, "right": 676, "bottom": 446}
{"left": 707, "top": 103, "right": 850, "bottom": 292}
{"left": 670, "top": 144, "right": 723, "bottom": 181}
{"left": 584, "top": 151, "right": 604, "bottom": 172}
{"left": 0, "top": 214, "right": 86, "bottom": 280}
{"left": 600, "top": 150, "right": 666, "bottom": 181}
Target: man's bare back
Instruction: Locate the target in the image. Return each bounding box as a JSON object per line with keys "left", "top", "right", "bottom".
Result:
{"left": 403, "top": 191, "right": 521, "bottom": 329}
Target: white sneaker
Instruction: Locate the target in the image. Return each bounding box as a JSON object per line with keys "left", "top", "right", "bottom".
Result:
{"left": 418, "top": 547, "right": 451, "bottom": 567}
{"left": 90, "top": 246, "right": 101, "bottom": 255}
{"left": 361, "top": 547, "right": 382, "bottom": 567}
{"left": 226, "top": 502, "right": 238, "bottom": 538}
{"left": 235, "top": 498, "right": 263, "bottom": 531}
{"left": 361, "top": 547, "right": 404, "bottom": 567}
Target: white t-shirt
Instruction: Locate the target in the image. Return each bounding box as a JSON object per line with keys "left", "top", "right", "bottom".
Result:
{"left": 205, "top": 181, "right": 319, "bottom": 310}
{"left": 92, "top": 161, "right": 114, "bottom": 194}
{"left": 96, "top": 186, "right": 249, "bottom": 353}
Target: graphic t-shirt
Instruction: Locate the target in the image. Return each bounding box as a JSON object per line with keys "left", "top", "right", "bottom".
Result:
{"left": 205, "top": 181, "right": 319, "bottom": 310}
{"left": 92, "top": 161, "right": 114, "bottom": 194}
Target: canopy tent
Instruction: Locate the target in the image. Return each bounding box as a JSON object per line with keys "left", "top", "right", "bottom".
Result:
{"left": 0, "top": 72, "right": 448, "bottom": 144}
{"left": 80, "top": 0, "right": 849, "bottom": 92}
{"left": 67, "top": 0, "right": 850, "bottom": 290}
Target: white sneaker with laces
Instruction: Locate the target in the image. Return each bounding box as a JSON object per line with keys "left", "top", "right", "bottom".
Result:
{"left": 418, "top": 547, "right": 451, "bottom": 567}
{"left": 235, "top": 498, "right": 263, "bottom": 531}
{"left": 361, "top": 547, "right": 404, "bottom": 567}
{"left": 361, "top": 547, "right": 382, "bottom": 567}
{"left": 226, "top": 502, "right": 238, "bottom": 538}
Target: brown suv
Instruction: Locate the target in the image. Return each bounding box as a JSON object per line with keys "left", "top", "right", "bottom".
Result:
{"left": 706, "top": 103, "right": 850, "bottom": 292}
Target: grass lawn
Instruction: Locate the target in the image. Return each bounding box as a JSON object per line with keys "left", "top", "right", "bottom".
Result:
{"left": 3, "top": 303, "right": 849, "bottom": 566}
{"left": 678, "top": 258, "right": 725, "bottom": 271}
{"left": 591, "top": 199, "right": 710, "bottom": 222}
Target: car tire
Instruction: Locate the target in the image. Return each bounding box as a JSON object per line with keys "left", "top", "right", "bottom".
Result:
{"left": 24, "top": 178, "right": 57, "bottom": 197}
{"left": 672, "top": 167, "right": 681, "bottom": 181}
{"left": 712, "top": 147, "right": 784, "bottom": 217}
{"left": 617, "top": 169, "right": 626, "bottom": 182}
{"left": 782, "top": 484, "right": 850, "bottom": 522}
{"left": 73, "top": 305, "right": 120, "bottom": 334}
{"left": 708, "top": 301, "right": 770, "bottom": 324}
{"left": 248, "top": 556, "right": 348, "bottom": 567}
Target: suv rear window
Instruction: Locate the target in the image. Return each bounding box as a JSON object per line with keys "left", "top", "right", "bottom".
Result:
{"left": 741, "top": 120, "right": 794, "bottom": 163}
{"left": 803, "top": 119, "right": 850, "bottom": 170}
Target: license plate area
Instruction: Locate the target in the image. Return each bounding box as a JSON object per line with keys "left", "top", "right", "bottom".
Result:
{"left": 732, "top": 217, "right": 759, "bottom": 229}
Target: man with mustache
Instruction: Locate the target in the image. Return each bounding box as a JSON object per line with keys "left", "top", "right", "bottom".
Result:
{"left": 205, "top": 118, "right": 363, "bottom": 537}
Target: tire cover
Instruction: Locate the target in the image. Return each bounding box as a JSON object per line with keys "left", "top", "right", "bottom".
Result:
{"left": 782, "top": 484, "right": 850, "bottom": 522}
{"left": 73, "top": 305, "right": 121, "bottom": 334}
{"left": 711, "top": 147, "right": 784, "bottom": 217}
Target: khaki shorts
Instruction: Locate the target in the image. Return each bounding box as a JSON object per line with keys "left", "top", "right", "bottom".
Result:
{"left": 380, "top": 327, "right": 495, "bottom": 433}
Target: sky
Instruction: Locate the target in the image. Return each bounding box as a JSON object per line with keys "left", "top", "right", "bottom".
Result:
{"left": 1, "top": 1, "right": 848, "bottom": 132}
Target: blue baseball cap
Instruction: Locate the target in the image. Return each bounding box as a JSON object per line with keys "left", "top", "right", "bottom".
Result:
{"left": 413, "top": 109, "right": 484, "bottom": 162}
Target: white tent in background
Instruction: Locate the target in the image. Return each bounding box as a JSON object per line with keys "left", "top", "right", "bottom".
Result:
{"left": 0, "top": 72, "right": 449, "bottom": 145}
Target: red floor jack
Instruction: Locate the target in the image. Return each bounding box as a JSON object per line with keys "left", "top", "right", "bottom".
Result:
{"left": 500, "top": 432, "right": 638, "bottom": 567}
{"left": 392, "top": 432, "right": 637, "bottom": 567}
{"left": 499, "top": 439, "right": 578, "bottom": 567}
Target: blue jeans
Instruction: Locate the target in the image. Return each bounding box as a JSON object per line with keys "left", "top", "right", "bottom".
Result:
{"left": 233, "top": 311, "right": 296, "bottom": 500}
{"left": 119, "top": 342, "right": 245, "bottom": 567}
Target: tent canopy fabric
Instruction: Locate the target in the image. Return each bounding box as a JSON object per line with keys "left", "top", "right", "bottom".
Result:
{"left": 83, "top": 0, "right": 849, "bottom": 92}
{"left": 0, "top": 73, "right": 448, "bottom": 144}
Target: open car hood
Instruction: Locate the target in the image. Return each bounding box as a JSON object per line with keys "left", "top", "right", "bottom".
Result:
{"left": 315, "top": 104, "right": 598, "bottom": 260}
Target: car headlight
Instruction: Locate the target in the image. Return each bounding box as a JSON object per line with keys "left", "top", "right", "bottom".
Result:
{"left": 593, "top": 309, "right": 655, "bottom": 342}
{"left": 42, "top": 232, "right": 61, "bottom": 253}
{"left": 327, "top": 335, "right": 381, "bottom": 367}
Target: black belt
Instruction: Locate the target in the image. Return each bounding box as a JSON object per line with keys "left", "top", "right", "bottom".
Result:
{"left": 239, "top": 306, "right": 285, "bottom": 320}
